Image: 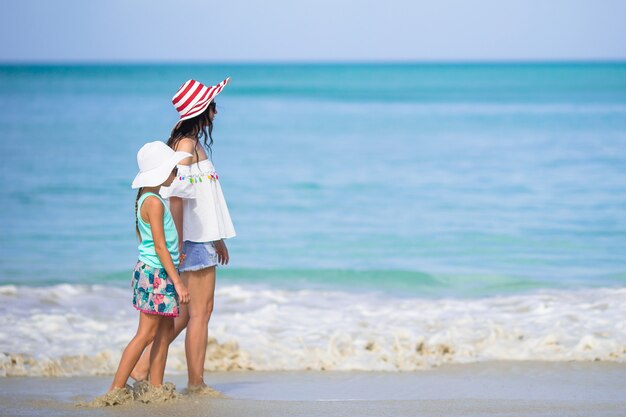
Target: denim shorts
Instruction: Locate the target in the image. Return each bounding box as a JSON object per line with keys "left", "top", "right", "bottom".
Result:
{"left": 179, "top": 241, "right": 218, "bottom": 272}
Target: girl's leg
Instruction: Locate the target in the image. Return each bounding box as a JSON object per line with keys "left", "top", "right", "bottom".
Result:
{"left": 185, "top": 266, "right": 216, "bottom": 387}
{"left": 130, "top": 301, "right": 190, "bottom": 381}
{"left": 109, "top": 312, "right": 161, "bottom": 391}
{"left": 148, "top": 317, "right": 175, "bottom": 387}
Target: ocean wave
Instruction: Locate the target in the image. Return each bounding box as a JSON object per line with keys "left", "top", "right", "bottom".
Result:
{"left": 0, "top": 283, "right": 624, "bottom": 376}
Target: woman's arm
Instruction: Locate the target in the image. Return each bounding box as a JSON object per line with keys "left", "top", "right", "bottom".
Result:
{"left": 170, "top": 138, "right": 197, "bottom": 254}
{"left": 174, "top": 137, "right": 197, "bottom": 164}
{"left": 214, "top": 239, "right": 230, "bottom": 265}
{"left": 143, "top": 196, "right": 190, "bottom": 304}
{"left": 169, "top": 197, "right": 184, "bottom": 254}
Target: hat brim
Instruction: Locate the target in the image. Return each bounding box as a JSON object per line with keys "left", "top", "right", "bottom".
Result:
{"left": 176, "top": 77, "right": 230, "bottom": 125}
{"left": 131, "top": 150, "right": 192, "bottom": 189}
{"left": 178, "top": 99, "right": 212, "bottom": 123}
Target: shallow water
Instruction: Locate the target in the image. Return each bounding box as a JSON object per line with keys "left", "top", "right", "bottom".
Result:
{"left": 1, "top": 283, "right": 624, "bottom": 376}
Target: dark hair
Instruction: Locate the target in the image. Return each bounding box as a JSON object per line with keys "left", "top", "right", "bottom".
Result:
{"left": 135, "top": 188, "right": 143, "bottom": 240}
{"left": 167, "top": 101, "right": 216, "bottom": 161}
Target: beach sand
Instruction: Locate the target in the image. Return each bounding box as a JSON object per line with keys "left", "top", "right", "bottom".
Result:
{"left": 0, "top": 361, "right": 624, "bottom": 417}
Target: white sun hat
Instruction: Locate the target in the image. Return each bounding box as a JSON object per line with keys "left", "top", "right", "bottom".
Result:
{"left": 131, "top": 141, "right": 192, "bottom": 189}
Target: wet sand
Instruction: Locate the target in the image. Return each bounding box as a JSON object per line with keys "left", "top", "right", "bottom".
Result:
{"left": 1, "top": 361, "right": 625, "bottom": 417}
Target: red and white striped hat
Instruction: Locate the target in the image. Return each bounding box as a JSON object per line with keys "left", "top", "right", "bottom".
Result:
{"left": 172, "top": 77, "right": 230, "bottom": 123}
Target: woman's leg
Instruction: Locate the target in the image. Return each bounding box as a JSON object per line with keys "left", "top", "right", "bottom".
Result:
{"left": 109, "top": 312, "right": 161, "bottom": 391}
{"left": 130, "top": 299, "right": 190, "bottom": 381}
{"left": 185, "top": 266, "right": 216, "bottom": 387}
{"left": 148, "top": 317, "right": 175, "bottom": 387}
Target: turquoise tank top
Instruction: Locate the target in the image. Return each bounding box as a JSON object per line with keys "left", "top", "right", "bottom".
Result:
{"left": 137, "top": 192, "right": 180, "bottom": 268}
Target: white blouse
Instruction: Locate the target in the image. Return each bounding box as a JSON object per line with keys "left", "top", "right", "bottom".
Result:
{"left": 160, "top": 159, "right": 236, "bottom": 242}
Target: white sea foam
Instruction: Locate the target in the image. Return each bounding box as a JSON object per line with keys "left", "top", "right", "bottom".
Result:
{"left": 0, "top": 284, "right": 624, "bottom": 376}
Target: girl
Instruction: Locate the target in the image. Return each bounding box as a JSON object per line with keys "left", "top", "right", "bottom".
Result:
{"left": 105, "top": 141, "right": 192, "bottom": 399}
{"left": 132, "top": 78, "right": 236, "bottom": 391}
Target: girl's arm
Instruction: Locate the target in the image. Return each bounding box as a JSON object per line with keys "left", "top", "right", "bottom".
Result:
{"left": 143, "top": 196, "right": 190, "bottom": 304}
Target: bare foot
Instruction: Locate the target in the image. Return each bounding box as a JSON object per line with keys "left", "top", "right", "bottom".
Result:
{"left": 129, "top": 370, "right": 148, "bottom": 382}
{"left": 183, "top": 383, "right": 226, "bottom": 398}
{"left": 78, "top": 387, "right": 134, "bottom": 407}
{"left": 133, "top": 381, "right": 178, "bottom": 403}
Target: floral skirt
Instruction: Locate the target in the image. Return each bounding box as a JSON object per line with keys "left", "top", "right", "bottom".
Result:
{"left": 132, "top": 261, "right": 179, "bottom": 317}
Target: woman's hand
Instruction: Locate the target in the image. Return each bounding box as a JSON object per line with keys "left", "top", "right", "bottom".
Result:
{"left": 175, "top": 282, "right": 190, "bottom": 304}
{"left": 179, "top": 241, "right": 186, "bottom": 264}
{"left": 214, "top": 239, "right": 229, "bottom": 265}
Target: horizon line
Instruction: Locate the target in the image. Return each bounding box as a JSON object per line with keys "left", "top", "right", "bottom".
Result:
{"left": 1, "top": 58, "right": 625, "bottom": 66}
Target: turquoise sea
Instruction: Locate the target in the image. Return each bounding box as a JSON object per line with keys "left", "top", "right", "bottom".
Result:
{"left": 1, "top": 63, "right": 625, "bottom": 374}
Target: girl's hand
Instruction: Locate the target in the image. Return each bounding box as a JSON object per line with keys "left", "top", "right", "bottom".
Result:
{"left": 214, "top": 239, "right": 229, "bottom": 265}
{"left": 175, "top": 282, "right": 190, "bottom": 304}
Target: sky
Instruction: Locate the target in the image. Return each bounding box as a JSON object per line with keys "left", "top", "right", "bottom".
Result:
{"left": 1, "top": 0, "right": 625, "bottom": 62}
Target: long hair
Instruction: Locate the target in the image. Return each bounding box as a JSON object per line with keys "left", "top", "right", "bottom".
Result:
{"left": 167, "top": 101, "right": 216, "bottom": 160}
{"left": 135, "top": 188, "right": 143, "bottom": 240}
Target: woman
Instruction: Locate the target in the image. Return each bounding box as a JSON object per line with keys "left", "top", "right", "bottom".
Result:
{"left": 132, "top": 78, "right": 236, "bottom": 391}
